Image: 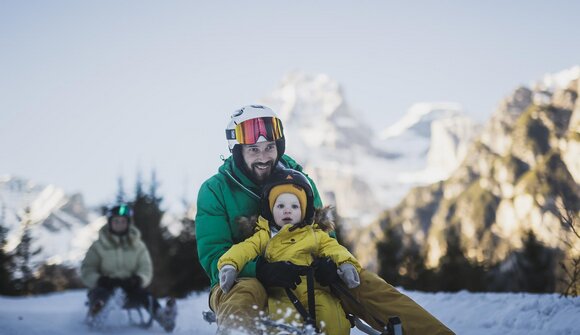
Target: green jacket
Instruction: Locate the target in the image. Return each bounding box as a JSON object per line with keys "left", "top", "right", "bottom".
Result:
{"left": 81, "top": 225, "right": 153, "bottom": 288}
{"left": 195, "top": 154, "right": 323, "bottom": 287}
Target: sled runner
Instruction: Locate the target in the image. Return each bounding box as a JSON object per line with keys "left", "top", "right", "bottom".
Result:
{"left": 84, "top": 288, "right": 176, "bottom": 332}
{"left": 85, "top": 288, "right": 154, "bottom": 329}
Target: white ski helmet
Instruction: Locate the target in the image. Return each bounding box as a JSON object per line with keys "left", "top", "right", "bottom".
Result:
{"left": 225, "top": 105, "right": 285, "bottom": 152}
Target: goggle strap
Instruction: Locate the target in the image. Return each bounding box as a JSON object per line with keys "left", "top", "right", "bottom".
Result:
{"left": 226, "top": 129, "right": 237, "bottom": 140}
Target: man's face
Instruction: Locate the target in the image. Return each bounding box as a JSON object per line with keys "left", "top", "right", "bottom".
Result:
{"left": 241, "top": 141, "right": 277, "bottom": 183}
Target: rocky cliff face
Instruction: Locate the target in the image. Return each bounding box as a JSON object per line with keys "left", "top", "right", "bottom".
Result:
{"left": 367, "top": 67, "right": 580, "bottom": 270}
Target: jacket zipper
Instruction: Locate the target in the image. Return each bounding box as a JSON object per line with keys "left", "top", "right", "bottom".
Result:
{"left": 224, "top": 169, "right": 260, "bottom": 199}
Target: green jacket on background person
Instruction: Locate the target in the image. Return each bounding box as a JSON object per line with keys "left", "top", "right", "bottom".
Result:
{"left": 195, "top": 154, "right": 322, "bottom": 287}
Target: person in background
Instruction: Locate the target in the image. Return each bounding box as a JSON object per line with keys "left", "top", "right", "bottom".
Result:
{"left": 81, "top": 204, "right": 177, "bottom": 332}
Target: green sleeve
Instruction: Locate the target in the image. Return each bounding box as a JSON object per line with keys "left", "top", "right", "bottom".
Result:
{"left": 195, "top": 181, "right": 232, "bottom": 286}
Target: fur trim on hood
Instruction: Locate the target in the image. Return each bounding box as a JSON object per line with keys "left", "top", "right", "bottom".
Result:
{"left": 235, "top": 206, "right": 336, "bottom": 240}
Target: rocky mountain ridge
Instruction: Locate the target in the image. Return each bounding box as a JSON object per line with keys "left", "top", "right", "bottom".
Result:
{"left": 360, "top": 66, "right": 580, "bottom": 270}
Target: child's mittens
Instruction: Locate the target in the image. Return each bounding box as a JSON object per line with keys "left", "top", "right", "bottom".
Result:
{"left": 337, "top": 263, "right": 360, "bottom": 288}
{"left": 219, "top": 265, "right": 237, "bottom": 293}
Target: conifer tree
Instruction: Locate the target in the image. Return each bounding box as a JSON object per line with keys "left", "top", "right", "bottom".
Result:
{"left": 399, "top": 240, "right": 436, "bottom": 291}
{"left": 116, "top": 176, "right": 126, "bottom": 203}
{"left": 12, "top": 208, "right": 41, "bottom": 295}
{"left": 0, "top": 202, "right": 14, "bottom": 295}
{"left": 129, "top": 171, "right": 210, "bottom": 296}
{"left": 135, "top": 169, "right": 144, "bottom": 199}
{"left": 437, "top": 226, "right": 485, "bottom": 292}
{"left": 132, "top": 174, "right": 168, "bottom": 296}
{"left": 516, "top": 230, "right": 556, "bottom": 293}
{"left": 377, "top": 219, "right": 404, "bottom": 287}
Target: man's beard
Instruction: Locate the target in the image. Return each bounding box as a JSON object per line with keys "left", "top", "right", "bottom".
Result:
{"left": 249, "top": 161, "right": 275, "bottom": 183}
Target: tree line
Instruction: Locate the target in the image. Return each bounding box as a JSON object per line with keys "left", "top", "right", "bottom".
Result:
{"left": 376, "top": 214, "right": 579, "bottom": 296}
{"left": 0, "top": 172, "right": 209, "bottom": 297}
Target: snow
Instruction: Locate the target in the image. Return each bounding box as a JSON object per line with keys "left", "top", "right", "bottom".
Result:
{"left": 0, "top": 289, "right": 578, "bottom": 335}
{"left": 379, "top": 102, "right": 464, "bottom": 140}
{"left": 539, "top": 66, "right": 580, "bottom": 92}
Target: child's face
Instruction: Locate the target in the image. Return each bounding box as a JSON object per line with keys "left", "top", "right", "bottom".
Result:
{"left": 272, "top": 193, "right": 302, "bottom": 228}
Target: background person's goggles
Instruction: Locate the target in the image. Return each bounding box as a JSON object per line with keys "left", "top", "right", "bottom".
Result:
{"left": 227, "top": 117, "right": 283, "bottom": 145}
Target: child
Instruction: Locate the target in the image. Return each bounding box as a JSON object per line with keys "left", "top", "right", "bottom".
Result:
{"left": 217, "top": 169, "right": 361, "bottom": 335}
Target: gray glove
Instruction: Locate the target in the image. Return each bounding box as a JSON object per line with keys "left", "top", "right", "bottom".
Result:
{"left": 219, "top": 265, "right": 237, "bottom": 293}
{"left": 337, "top": 263, "right": 360, "bottom": 288}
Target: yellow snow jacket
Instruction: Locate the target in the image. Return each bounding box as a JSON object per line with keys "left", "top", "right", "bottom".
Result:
{"left": 81, "top": 225, "right": 153, "bottom": 289}
{"left": 218, "top": 216, "right": 361, "bottom": 335}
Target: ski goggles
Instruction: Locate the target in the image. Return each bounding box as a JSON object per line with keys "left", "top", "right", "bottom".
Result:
{"left": 227, "top": 117, "right": 284, "bottom": 145}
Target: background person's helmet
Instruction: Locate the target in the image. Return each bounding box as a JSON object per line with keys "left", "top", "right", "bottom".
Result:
{"left": 260, "top": 169, "right": 315, "bottom": 226}
{"left": 107, "top": 203, "right": 133, "bottom": 222}
{"left": 225, "top": 105, "right": 285, "bottom": 157}
{"left": 106, "top": 203, "right": 133, "bottom": 235}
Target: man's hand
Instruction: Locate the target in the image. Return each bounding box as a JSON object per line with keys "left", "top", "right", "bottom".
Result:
{"left": 256, "top": 258, "right": 304, "bottom": 289}
{"left": 219, "top": 265, "right": 237, "bottom": 293}
{"left": 313, "top": 257, "right": 340, "bottom": 286}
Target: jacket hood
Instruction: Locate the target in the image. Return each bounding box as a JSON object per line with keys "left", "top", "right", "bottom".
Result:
{"left": 235, "top": 206, "right": 335, "bottom": 240}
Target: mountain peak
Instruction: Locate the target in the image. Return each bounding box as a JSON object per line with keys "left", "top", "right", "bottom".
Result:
{"left": 262, "top": 71, "right": 371, "bottom": 152}
{"left": 537, "top": 65, "right": 580, "bottom": 92}
{"left": 265, "top": 70, "right": 345, "bottom": 123}
{"left": 380, "top": 102, "right": 464, "bottom": 139}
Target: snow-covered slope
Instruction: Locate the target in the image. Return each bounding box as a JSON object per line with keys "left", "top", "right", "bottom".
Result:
{"left": 262, "top": 73, "right": 479, "bottom": 225}
{"left": 0, "top": 175, "right": 102, "bottom": 266}
{"left": 0, "top": 289, "right": 578, "bottom": 335}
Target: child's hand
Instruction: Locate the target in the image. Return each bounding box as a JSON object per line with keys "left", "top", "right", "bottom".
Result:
{"left": 338, "top": 263, "right": 360, "bottom": 288}
{"left": 219, "top": 265, "right": 237, "bottom": 293}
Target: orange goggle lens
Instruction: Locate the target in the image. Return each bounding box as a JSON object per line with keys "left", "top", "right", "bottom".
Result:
{"left": 227, "top": 117, "right": 283, "bottom": 145}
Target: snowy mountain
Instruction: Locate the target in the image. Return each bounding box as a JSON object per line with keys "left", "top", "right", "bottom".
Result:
{"left": 361, "top": 66, "right": 580, "bottom": 271}
{"left": 0, "top": 175, "right": 103, "bottom": 266}
{"left": 1, "top": 289, "right": 578, "bottom": 335}
{"left": 262, "top": 72, "right": 479, "bottom": 225}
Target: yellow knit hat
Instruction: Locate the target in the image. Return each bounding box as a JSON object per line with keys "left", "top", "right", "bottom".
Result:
{"left": 268, "top": 184, "right": 307, "bottom": 222}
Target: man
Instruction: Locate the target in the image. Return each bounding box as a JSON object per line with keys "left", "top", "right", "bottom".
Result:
{"left": 195, "top": 105, "right": 454, "bottom": 334}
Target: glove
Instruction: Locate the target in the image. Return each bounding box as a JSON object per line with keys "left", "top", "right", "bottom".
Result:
{"left": 219, "top": 265, "right": 237, "bottom": 293}
{"left": 256, "top": 258, "right": 304, "bottom": 289}
{"left": 338, "top": 263, "right": 360, "bottom": 289}
{"left": 97, "top": 276, "right": 118, "bottom": 289}
{"left": 120, "top": 275, "right": 142, "bottom": 291}
{"left": 313, "top": 257, "right": 340, "bottom": 286}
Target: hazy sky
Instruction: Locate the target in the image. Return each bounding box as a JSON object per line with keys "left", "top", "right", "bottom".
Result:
{"left": 1, "top": 1, "right": 579, "bottom": 210}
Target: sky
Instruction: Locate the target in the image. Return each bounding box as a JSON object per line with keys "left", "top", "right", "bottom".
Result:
{"left": 1, "top": 1, "right": 579, "bottom": 210}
